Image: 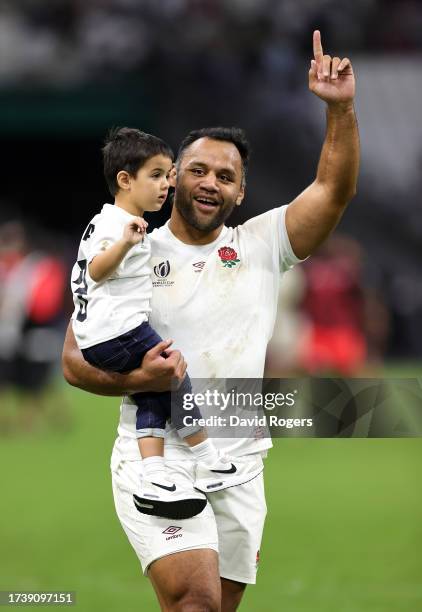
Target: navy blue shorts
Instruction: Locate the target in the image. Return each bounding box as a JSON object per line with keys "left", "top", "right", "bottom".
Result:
{"left": 82, "top": 321, "right": 201, "bottom": 439}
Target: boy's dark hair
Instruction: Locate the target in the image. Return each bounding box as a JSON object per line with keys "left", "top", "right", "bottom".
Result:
{"left": 176, "top": 127, "right": 251, "bottom": 186}
{"left": 102, "top": 127, "right": 174, "bottom": 197}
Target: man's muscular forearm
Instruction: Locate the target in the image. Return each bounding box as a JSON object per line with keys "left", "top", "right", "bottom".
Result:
{"left": 62, "top": 323, "right": 187, "bottom": 396}
{"left": 317, "top": 102, "right": 359, "bottom": 203}
{"left": 62, "top": 323, "right": 142, "bottom": 395}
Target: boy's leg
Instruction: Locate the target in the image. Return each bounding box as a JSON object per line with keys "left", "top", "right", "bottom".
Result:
{"left": 134, "top": 393, "right": 167, "bottom": 451}
{"left": 132, "top": 391, "right": 207, "bottom": 520}
{"left": 169, "top": 374, "right": 222, "bottom": 466}
{"left": 134, "top": 394, "right": 168, "bottom": 484}
{"left": 139, "top": 436, "right": 165, "bottom": 458}
{"left": 137, "top": 437, "right": 167, "bottom": 488}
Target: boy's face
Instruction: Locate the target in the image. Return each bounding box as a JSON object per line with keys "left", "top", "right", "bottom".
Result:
{"left": 125, "top": 155, "right": 173, "bottom": 212}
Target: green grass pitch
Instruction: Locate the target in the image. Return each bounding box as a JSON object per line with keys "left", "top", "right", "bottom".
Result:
{"left": 1, "top": 384, "right": 421, "bottom": 611}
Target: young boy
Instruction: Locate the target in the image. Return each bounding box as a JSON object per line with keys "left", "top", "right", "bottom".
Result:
{"left": 71, "top": 128, "right": 262, "bottom": 520}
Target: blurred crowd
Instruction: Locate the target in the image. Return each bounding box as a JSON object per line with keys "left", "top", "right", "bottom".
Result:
{"left": 0, "top": 220, "right": 71, "bottom": 434}
{"left": 1, "top": 0, "right": 422, "bottom": 85}
{"left": 266, "top": 235, "right": 390, "bottom": 377}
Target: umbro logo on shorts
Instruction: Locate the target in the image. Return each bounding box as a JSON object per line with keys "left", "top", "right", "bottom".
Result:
{"left": 162, "top": 526, "right": 183, "bottom": 541}
{"left": 162, "top": 526, "right": 181, "bottom": 535}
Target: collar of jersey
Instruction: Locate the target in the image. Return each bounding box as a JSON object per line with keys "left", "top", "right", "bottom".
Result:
{"left": 162, "top": 221, "right": 230, "bottom": 252}
{"left": 102, "top": 203, "right": 136, "bottom": 220}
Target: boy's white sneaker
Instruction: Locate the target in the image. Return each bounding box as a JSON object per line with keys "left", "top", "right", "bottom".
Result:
{"left": 133, "top": 477, "right": 207, "bottom": 519}
{"left": 194, "top": 454, "right": 263, "bottom": 493}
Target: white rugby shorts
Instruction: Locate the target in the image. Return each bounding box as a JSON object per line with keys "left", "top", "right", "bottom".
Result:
{"left": 111, "top": 443, "right": 267, "bottom": 584}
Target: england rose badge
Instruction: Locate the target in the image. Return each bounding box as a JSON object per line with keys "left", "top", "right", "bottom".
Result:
{"left": 218, "top": 246, "right": 240, "bottom": 268}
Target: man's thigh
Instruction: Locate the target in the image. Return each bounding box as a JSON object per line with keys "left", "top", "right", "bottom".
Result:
{"left": 111, "top": 453, "right": 219, "bottom": 575}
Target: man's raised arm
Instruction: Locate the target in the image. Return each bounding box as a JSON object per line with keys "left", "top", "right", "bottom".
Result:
{"left": 62, "top": 323, "right": 187, "bottom": 396}
{"left": 286, "top": 30, "right": 359, "bottom": 260}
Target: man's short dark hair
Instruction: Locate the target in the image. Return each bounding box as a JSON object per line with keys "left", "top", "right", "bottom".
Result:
{"left": 176, "top": 127, "right": 251, "bottom": 186}
{"left": 102, "top": 127, "right": 174, "bottom": 197}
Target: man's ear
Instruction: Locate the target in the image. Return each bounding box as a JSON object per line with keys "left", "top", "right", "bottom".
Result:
{"left": 116, "top": 170, "right": 131, "bottom": 191}
{"left": 169, "top": 165, "right": 177, "bottom": 187}
{"left": 235, "top": 185, "right": 245, "bottom": 206}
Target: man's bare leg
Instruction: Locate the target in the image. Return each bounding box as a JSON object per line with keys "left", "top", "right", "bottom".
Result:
{"left": 148, "top": 549, "right": 221, "bottom": 612}
{"left": 221, "top": 578, "right": 246, "bottom": 612}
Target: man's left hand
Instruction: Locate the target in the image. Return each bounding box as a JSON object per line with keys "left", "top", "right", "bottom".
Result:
{"left": 309, "top": 30, "right": 355, "bottom": 106}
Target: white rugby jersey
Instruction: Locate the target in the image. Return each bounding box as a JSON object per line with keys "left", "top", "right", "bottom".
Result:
{"left": 117, "top": 204, "right": 304, "bottom": 459}
{"left": 71, "top": 204, "right": 151, "bottom": 349}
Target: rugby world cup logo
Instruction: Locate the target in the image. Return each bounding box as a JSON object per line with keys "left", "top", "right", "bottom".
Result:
{"left": 154, "top": 260, "right": 171, "bottom": 278}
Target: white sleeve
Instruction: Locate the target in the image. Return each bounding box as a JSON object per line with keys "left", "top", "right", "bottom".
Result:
{"left": 85, "top": 217, "right": 124, "bottom": 264}
{"left": 241, "top": 204, "right": 306, "bottom": 273}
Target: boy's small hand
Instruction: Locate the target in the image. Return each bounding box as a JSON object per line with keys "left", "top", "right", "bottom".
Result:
{"left": 123, "top": 217, "right": 149, "bottom": 245}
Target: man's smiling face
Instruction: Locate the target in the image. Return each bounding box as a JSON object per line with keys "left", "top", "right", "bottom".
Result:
{"left": 173, "top": 137, "right": 245, "bottom": 234}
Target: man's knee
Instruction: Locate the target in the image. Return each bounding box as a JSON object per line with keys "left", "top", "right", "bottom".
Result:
{"left": 221, "top": 578, "right": 246, "bottom": 612}
{"left": 156, "top": 581, "right": 220, "bottom": 612}
{"left": 148, "top": 549, "right": 221, "bottom": 612}
{"left": 173, "top": 587, "right": 220, "bottom": 612}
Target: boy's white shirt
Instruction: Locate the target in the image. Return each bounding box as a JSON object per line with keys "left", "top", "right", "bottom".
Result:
{"left": 71, "top": 204, "right": 151, "bottom": 349}
{"left": 116, "top": 204, "right": 304, "bottom": 459}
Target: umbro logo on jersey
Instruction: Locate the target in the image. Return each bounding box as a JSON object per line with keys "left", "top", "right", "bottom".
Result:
{"left": 154, "top": 260, "right": 171, "bottom": 278}
{"left": 192, "top": 261, "right": 205, "bottom": 272}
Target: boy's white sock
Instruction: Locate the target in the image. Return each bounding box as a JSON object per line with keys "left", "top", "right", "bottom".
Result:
{"left": 189, "top": 439, "right": 219, "bottom": 466}
{"left": 142, "top": 456, "right": 166, "bottom": 482}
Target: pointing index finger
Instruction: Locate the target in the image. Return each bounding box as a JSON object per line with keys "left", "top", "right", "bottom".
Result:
{"left": 313, "top": 30, "right": 323, "bottom": 64}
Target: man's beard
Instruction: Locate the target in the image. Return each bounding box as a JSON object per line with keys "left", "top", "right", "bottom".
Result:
{"left": 174, "top": 184, "right": 236, "bottom": 233}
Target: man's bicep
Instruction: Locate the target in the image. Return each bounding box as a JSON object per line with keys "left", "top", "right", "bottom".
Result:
{"left": 286, "top": 181, "right": 346, "bottom": 260}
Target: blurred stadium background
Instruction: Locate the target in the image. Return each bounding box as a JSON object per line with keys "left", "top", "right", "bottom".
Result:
{"left": 1, "top": 1, "right": 421, "bottom": 610}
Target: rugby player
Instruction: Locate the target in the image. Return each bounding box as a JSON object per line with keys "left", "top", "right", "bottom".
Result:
{"left": 62, "top": 31, "right": 359, "bottom": 611}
